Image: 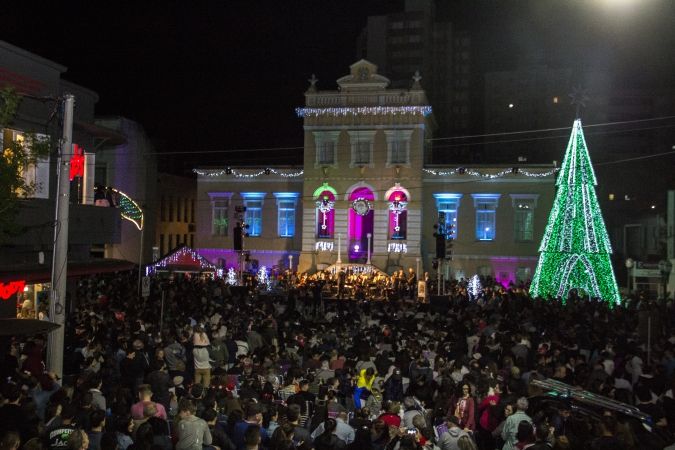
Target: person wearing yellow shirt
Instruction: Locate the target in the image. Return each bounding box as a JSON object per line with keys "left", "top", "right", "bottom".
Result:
{"left": 354, "top": 368, "right": 376, "bottom": 408}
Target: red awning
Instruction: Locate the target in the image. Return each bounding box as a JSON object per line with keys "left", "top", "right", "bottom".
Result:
{"left": 0, "top": 259, "right": 135, "bottom": 284}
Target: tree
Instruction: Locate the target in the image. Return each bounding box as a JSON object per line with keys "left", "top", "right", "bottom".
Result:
{"left": 0, "top": 87, "right": 53, "bottom": 241}
{"left": 529, "top": 119, "right": 621, "bottom": 306}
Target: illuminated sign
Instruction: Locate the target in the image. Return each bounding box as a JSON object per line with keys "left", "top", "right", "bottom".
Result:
{"left": 315, "top": 241, "right": 334, "bottom": 252}
{"left": 0, "top": 280, "right": 26, "bottom": 300}
{"left": 70, "top": 144, "right": 85, "bottom": 181}
{"left": 388, "top": 243, "right": 408, "bottom": 253}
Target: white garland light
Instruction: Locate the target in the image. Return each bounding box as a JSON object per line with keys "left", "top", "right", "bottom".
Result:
{"left": 388, "top": 242, "right": 408, "bottom": 253}
{"left": 423, "top": 168, "right": 558, "bottom": 179}
{"left": 193, "top": 168, "right": 304, "bottom": 178}
{"left": 468, "top": 274, "right": 482, "bottom": 299}
{"left": 225, "top": 268, "right": 238, "bottom": 285}
{"left": 296, "top": 106, "right": 432, "bottom": 117}
{"left": 257, "top": 266, "right": 271, "bottom": 291}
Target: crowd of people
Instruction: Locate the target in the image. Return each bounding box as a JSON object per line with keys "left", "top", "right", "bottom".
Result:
{"left": 1, "top": 268, "right": 675, "bottom": 450}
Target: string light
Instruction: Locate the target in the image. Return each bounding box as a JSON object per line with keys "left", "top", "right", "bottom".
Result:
{"left": 225, "top": 268, "right": 238, "bottom": 285}
{"left": 468, "top": 274, "right": 482, "bottom": 299}
{"left": 257, "top": 266, "right": 271, "bottom": 291}
{"left": 193, "top": 168, "right": 304, "bottom": 178}
{"left": 387, "top": 243, "right": 408, "bottom": 253}
{"left": 149, "top": 246, "right": 217, "bottom": 273}
{"left": 295, "top": 106, "right": 432, "bottom": 117}
{"left": 529, "top": 119, "right": 620, "bottom": 306}
{"left": 110, "top": 188, "right": 144, "bottom": 230}
{"left": 422, "top": 168, "right": 557, "bottom": 179}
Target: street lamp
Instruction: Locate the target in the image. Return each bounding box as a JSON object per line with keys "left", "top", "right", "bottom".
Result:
{"left": 625, "top": 258, "right": 634, "bottom": 293}
{"left": 366, "top": 233, "right": 372, "bottom": 265}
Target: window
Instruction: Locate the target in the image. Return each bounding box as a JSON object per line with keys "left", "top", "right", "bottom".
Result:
{"left": 510, "top": 194, "right": 539, "bottom": 242}
{"left": 168, "top": 234, "right": 173, "bottom": 251}
{"left": 159, "top": 234, "right": 165, "bottom": 255}
{"left": 191, "top": 199, "right": 195, "bottom": 223}
{"left": 313, "top": 131, "right": 340, "bottom": 167}
{"left": 183, "top": 234, "right": 188, "bottom": 244}
{"left": 160, "top": 196, "right": 166, "bottom": 222}
{"left": 516, "top": 267, "right": 532, "bottom": 283}
{"left": 190, "top": 234, "right": 194, "bottom": 248}
{"left": 274, "top": 193, "right": 300, "bottom": 237}
{"left": 388, "top": 190, "right": 408, "bottom": 240}
{"left": 176, "top": 197, "right": 181, "bottom": 223}
{"left": 384, "top": 130, "right": 413, "bottom": 166}
{"left": 314, "top": 184, "right": 337, "bottom": 239}
{"left": 241, "top": 192, "right": 266, "bottom": 237}
{"left": 176, "top": 234, "right": 180, "bottom": 246}
{"left": 348, "top": 130, "right": 375, "bottom": 167}
{"left": 3, "top": 130, "right": 50, "bottom": 199}
{"left": 168, "top": 196, "right": 174, "bottom": 222}
{"left": 183, "top": 198, "right": 189, "bottom": 222}
{"left": 208, "top": 192, "right": 232, "bottom": 236}
{"left": 433, "top": 194, "right": 462, "bottom": 238}
{"left": 472, "top": 194, "right": 500, "bottom": 241}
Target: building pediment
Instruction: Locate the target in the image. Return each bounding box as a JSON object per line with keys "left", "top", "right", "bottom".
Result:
{"left": 337, "top": 59, "right": 390, "bottom": 91}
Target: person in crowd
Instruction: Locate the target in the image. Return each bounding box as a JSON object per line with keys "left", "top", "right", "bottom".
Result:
{"left": 193, "top": 325, "right": 212, "bottom": 387}
{"left": 130, "top": 385, "right": 167, "bottom": 420}
{"left": 176, "top": 398, "right": 211, "bottom": 450}
{"left": 501, "top": 398, "right": 533, "bottom": 450}
{"left": 1, "top": 270, "right": 675, "bottom": 450}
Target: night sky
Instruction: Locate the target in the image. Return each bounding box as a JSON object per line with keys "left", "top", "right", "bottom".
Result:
{"left": 5, "top": 1, "right": 675, "bottom": 172}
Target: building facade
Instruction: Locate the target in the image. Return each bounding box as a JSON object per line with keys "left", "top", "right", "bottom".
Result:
{"left": 195, "top": 60, "right": 555, "bottom": 283}
{"left": 156, "top": 173, "right": 197, "bottom": 257}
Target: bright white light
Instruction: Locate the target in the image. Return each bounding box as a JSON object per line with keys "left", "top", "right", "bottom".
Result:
{"left": 354, "top": 244, "right": 360, "bottom": 252}
{"left": 508, "top": 103, "right": 514, "bottom": 109}
{"left": 651, "top": 205, "right": 656, "bottom": 209}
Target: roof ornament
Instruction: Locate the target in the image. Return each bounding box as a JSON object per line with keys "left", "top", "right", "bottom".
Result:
{"left": 412, "top": 70, "right": 422, "bottom": 89}
{"left": 307, "top": 74, "right": 318, "bottom": 92}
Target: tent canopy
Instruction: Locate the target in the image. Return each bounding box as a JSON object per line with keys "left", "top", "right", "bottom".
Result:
{"left": 147, "top": 246, "right": 217, "bottom": 274}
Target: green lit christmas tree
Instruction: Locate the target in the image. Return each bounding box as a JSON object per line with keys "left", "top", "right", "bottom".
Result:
{"left": 530, "top": 119, "right": 620, "bottom": 305}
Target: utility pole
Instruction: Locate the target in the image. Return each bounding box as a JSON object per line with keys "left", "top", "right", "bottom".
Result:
{"left": 47, "top": 94, "right": 74, "bottom": 377}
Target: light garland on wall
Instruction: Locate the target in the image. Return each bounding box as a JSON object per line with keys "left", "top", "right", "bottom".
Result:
{"left": 388, "top": 242, "right": 408, "bottom": 253}
{"left": 316, "top": 198, "right": 335, "bottom": 231}
{"left": 193, "top": 168, "right": 304, "bottom": 178}
{"left": 295, "top": 106, "right": 433, "bottom": 117}
{"left": 529, "top": 119, "right": 620, "bottom": 306}
{"left": 351, "top": 198, "right": 373, "bottom": 216}
{"left": 423, "top": 167, "right": 558, "bottom": 179}
{"left": 388, "top": 200, "right": 408, "bottom": 232}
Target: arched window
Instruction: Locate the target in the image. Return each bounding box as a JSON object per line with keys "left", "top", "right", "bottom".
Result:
{"left": 348, "top": 186, "right": 375, "bottom": 262}
{"left": 314, "top": 183, "right": 337, "bottom": 238}
{"left": 388, "top": 190, "right": 408, "bottom": 240}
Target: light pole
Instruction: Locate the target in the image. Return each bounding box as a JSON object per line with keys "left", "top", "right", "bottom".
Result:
{"left": 337, "top": 233, "right": 342, "bottom": 264}
{"left": 288, "top": 254, "right": 293, "bottom": 272}
{"left": 659, "top": 260, "right": 672, "bottom": 299}
{"left": 416, "top": 257, "right": 420, "bottom": 278}
{"left": 625, "top": 258, "right": 634, "bottom": 293}
{"left": 366, "top": 233, "right": 372, "bottom": 265}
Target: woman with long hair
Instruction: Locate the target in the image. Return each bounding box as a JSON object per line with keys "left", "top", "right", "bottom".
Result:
{"left": 450, "top": 383, "right": 476, "bottom": 432}
{"left": 192, "top": 324, "right": 211, "bottom": 387}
